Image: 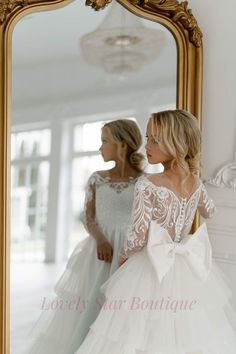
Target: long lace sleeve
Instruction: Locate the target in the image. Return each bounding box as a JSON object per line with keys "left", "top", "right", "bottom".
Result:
{"left": 119, "top": 177, "right": 153, "bottom": 260}
{"left": 83, "top": 173, "right": 107, "bottom": 244}
{"left": 198, "top": 183, "right": 216, "bottom": 218}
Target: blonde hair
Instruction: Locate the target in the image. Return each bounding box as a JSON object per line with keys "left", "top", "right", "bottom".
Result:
{"left": 103, "top": 119, "right": 144, "bottom": 172}
{"left": 150, "top": 109, "right": 201, "bottom": 176}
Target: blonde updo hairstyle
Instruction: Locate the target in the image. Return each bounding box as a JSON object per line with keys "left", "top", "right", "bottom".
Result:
{"left": 103, "top": 119, "right": 144, "bottom": 173}
{"left": 150, "top": 109, "right": 201, "bottom": 176}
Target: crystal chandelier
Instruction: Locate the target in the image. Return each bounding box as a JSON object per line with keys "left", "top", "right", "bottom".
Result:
{"left": 80, "top": 1, "right": 166, "bottom": 75}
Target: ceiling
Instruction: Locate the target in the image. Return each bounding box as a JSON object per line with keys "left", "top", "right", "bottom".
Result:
{"left": 13, "top": 0, "right": 110, "bottom": 66}
{"left": 12, "top": 0, "right": 177, "bottom": 110}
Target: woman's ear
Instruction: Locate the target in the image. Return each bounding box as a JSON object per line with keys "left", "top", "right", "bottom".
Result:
{"left": 120, "top": 141, "right": 128, "bottom": 150}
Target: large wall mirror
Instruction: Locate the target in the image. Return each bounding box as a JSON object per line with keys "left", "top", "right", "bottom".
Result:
{"left": 0, "top": 0, "right": 202, "bottom": 352}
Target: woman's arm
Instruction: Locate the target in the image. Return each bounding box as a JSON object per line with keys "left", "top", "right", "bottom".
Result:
{"left": 119, "top": 177, "right": 153, "bottom": 265}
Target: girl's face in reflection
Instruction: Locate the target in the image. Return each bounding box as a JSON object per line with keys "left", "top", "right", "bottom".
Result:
{"left": 99, "top": 127, "right": 119, "bottom": 162}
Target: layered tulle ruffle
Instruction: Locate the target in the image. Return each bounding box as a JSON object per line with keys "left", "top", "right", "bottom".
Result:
{"left": 76, "top": 249, "right": 236, "bottom": 354}
{"left": 26, "top": 227, "right": 125, "bottom": 354}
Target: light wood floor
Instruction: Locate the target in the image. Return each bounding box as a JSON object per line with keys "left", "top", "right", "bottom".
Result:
{"left": 10, "top": 262, "right": 65, "bottom": 354}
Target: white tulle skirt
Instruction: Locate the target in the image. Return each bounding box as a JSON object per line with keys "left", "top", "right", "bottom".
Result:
{"left": 26, "top": 227, "right": 125, "bottom": 354}
{"left": 76, "top": 247, "right": 236, "bottom": 354}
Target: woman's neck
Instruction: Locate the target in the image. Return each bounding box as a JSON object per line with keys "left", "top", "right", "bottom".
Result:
{"left": 162, "top": 160, "right": 172, "bottom": 172}
{"left": 110, "top": 160, "right": 138, "bottom": 178}
{"left": 163, "top": 161, "right": 190, "bottom": 178}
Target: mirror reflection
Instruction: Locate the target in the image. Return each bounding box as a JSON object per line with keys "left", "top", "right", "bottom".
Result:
{"left": 11, "top": 1, "right": 176, "bottom": 353}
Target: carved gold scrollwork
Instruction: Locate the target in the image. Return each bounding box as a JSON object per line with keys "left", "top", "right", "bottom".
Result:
{"left": 171, "top": 1, "right": 202, "bottom": 47}
{"left": 85, "top": 0, "right": 112, "bottom": 11}
{"left": 0, "top": 0, "right": 28, "bottom": 25}
{"left": 131, "top": 0, "right": 202, "bottom": 47}
{"left": 85, "top": 0, "right": 202, "bottom": 48}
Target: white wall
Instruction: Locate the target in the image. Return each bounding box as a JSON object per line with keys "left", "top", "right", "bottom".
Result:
{"left": 189, "top": 0, "right": 236, "bottom": 175}
{"left": 190, "top": 0, "right": 236, "bottom": 302}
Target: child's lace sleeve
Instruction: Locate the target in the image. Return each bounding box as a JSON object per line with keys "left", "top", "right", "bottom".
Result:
{"left": 83, "top": 172, "right": 107, "bottom": 244}
{"left": 119, "top": 178, "right": 153, "bottom": 260}
{"left": 197, "top": 182, "right": 216, "bottom": 218}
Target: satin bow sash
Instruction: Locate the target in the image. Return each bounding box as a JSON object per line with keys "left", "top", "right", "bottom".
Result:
{"left": 147, "top": 222, "right": 212, "bottom": 283}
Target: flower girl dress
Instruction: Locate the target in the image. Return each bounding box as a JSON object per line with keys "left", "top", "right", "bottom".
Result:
{"left": 76, "top": 175, "right": 236, "bottom": 354}
{"left": 27, "top": 171, "right": 139, "bottom": 354}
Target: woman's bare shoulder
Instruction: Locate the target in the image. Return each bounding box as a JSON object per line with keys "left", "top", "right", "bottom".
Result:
{"left": 96, "top": 170, "right": 109, "bottom": 178}
{"left": 145, "top": 173, "right": 169, "bottom": 185}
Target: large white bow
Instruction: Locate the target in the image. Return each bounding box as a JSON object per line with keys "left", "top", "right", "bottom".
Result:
{"left": 147, "top": 222, "right": 212, "bottom": 283}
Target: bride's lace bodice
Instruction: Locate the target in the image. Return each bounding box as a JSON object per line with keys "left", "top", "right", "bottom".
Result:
{"left": 83, "top": 172, "right": 139, "bottom": 243}
{"left": 121, "top": 175, "right": 216, "bottom": 258}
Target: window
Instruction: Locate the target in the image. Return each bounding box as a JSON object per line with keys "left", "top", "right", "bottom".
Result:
{"left": 73, "top": 121, "right": 105, "bottom": 153}
{"left": 11, "top": 128, "right": 51, "bottom": 261}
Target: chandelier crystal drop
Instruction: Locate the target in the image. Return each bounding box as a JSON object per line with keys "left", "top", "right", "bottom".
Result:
{"left": 80, "top": 1, "right": 166, "bottom": 75}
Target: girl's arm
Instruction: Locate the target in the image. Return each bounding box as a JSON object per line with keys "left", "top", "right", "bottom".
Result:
{"left": 197, "top": 183, "right": 216, "bottom": 218}
{"left": 119, "top": 177, "right": 153, "bottom": 264}
{"left": 83, "top": 173, "right": 113, "bottom": 262}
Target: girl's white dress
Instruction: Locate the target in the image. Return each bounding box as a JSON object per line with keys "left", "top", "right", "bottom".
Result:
{"left": 27, "top": 171, "right": 138, "bottom": 354}
{"left": 76, "top": 175, "right": 236, "bottom": 354}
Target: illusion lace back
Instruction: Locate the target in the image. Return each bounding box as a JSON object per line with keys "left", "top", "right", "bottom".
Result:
{"left": 121, "top": 175, "right": 216, "bottom": 258}
{"left": 76, "top": 175, "right": 236, "bottom": 354}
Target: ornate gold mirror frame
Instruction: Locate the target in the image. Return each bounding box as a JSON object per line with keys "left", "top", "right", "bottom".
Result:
{"left": 0, "top": 0, "right": 202, "bottom": 352}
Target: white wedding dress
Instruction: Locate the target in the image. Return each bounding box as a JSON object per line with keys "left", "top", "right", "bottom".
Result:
{"left": 26, "top": 171, "right": 139, "bottom": 354}
{"left": 76, "top": 175, "right": 236, "bottom": 354}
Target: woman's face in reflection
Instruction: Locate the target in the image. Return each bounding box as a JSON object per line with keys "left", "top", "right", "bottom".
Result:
{"left": 99, "top": 127, "right": 118, "bottom": 162}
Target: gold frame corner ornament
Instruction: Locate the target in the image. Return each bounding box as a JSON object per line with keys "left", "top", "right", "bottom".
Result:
{"left": 0, "top": 0, "right": 203, "bottom": 352}
{"left": 0, "top": 0, "right": 28, "bottom": 25}
{"left": 130, "top": 0, "right": 202, "bottom": 48}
